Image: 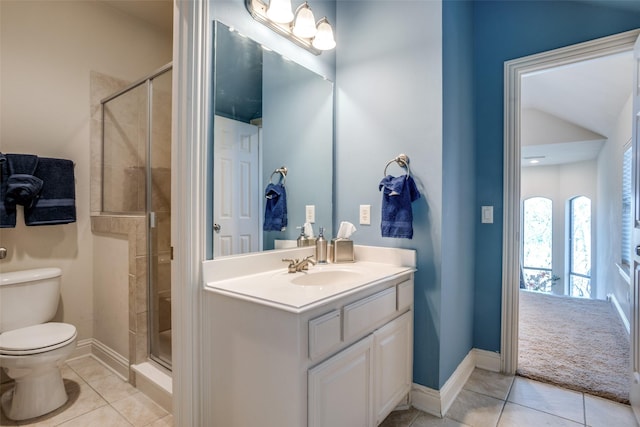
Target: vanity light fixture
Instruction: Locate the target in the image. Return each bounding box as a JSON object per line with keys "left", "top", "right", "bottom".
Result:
{"left": 266, "top": 0, "right": 294, "bottom": 24}
{"left": 245, "top": 0, "right": 336, "bottom": 55}
{"left": 292, "top": 3, "right": 317, "bottom": 39}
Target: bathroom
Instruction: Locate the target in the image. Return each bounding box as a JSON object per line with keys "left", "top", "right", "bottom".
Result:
{"left": 3, "top": 0, "right": 640, "bottom": 426}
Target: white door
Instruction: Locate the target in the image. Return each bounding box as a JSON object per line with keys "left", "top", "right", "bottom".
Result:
{"left": 630, "top": 34, "right": 640, "bottom": 422}
{"left": 308, "top": 336, "right": 374, "bottom": 427}
{"left": 213, "top": 115, "right": 261, "bottom": 257}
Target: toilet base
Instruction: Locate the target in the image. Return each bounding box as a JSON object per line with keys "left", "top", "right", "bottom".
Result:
{"left": 1, "top": 367, "right": 68, "bottom": 421}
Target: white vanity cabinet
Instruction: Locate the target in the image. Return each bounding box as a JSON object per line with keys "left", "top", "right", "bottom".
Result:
{"left": 308, "top": 310, "right": 413, "bottom": 427}
{"left": 203, "top": 261, "right": 414, "bottom": 427}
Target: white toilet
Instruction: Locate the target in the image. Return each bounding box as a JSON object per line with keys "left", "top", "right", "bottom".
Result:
{"left": 0, "top": 267, "right": 77, "bottom": 421}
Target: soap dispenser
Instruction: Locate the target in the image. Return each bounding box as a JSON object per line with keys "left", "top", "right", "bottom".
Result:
{"left": 316, "top": 227, "right": 328, "bottom": 263}
{"left": 296, "top": 226, "right": 309, "bottom": 247}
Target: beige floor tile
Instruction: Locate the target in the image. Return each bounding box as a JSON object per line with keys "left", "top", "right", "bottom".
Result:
{"left": 111, "top": 392, "right": 168, "bottom": 427}
{"left": 498, "top": 402, "right": 582, "bottom": 427}
{"left": 56, "top": 405, "right": 132, "bottom": 427}
{"left": 412, "top": 413, "right": 471, "bottom": 426}
{"left": 446, "top": 389, "right": 504, "bottom": 427}
{"left": 18, "top": 382, "right": 107, "bottom": 427}
{"left": 66, "top": 357, "right": 114, "bottom": 384}
{"left": 507, "top": 377, "right": 584, "bottom": 424}
{"left": 86, "top": 374, "right": 138, "bottom": 403}
{"left": 60, "top": 366, "right": 84, "bottom": 386}
{"left": 584, "top": 395, "right": 638, "bottom": 427}
{"left": 463, "top": 369, "right": 514, "bottom": 400}
{"left": 147, "top": 415, "right": 174, "bottom": 427}
{"left": 380, "top": 407, "right": 422, "bottom": 427}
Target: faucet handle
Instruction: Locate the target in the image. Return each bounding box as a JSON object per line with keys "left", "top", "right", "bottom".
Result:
{"left": 282, "top": 258, "right": 295, "bottom": 266}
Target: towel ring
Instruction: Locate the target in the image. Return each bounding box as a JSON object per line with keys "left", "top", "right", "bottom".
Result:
{"left": 383, "top": 154, "right": 411, "bottom": 177}
{"left": 269, "top": 166, "right": 288, "bottom": 185}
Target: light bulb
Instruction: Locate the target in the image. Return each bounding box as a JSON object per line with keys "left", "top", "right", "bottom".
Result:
{"left": 312, "top": 17, "right": 336, "bottom": 51}
{"left": 266, "top": 0, "right": 294, "bottom": 24}
{"left": 292, "top": 3, "right": 317, "bottom": 39}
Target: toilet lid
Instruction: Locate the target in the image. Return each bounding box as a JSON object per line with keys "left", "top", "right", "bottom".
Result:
{"left": 0, "top": 322, "right": 77, "bottom": 355}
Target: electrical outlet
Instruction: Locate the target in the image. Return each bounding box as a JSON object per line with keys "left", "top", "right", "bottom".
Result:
{"left": 359, "top": 204, "right": 371, "bottom": 225}
{"left": 305, "top": 205, "right": 315, "bottom": 223}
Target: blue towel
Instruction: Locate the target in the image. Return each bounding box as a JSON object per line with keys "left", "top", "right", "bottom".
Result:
{"left": 24, "top": 157, "right": 76, "bottom": 226}
{"left": 0, "top": 154, "right": 16, "bottom": 228}
{"left": 5, "top": 154, "right": 43, "bottom": 206}
{"left": 263, "top": 183, "right": 287, "bottom": 231}
{"left": 379, "top": 174, "right": 420, "bottom": 239}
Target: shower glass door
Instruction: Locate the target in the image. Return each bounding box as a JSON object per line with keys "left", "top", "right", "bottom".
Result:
{"left": 148, "top": 68, "right": 173, "bottom": 369}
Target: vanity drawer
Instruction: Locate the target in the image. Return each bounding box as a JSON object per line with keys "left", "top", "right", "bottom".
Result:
{"left": 309, "top": 310, "right": 342, "bottom": 360}
{"left": 343, "top": 287, "right": 396, "bottom": 341}
{"left": 397, "top": 280, "right": 414, "bottom": 311}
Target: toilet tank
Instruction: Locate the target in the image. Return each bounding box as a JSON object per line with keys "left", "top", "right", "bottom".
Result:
{"left": 0, "top": 268, "right": 62, "bottom": 333}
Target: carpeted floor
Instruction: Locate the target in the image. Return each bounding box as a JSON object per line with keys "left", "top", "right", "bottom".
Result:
{"left": 517, "top": 290, "right": 631, "bottom": 403}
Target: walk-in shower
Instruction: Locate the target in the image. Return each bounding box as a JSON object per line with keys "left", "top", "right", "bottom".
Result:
{"left": 101, "top": 63, "right": 173, "bottom": 370}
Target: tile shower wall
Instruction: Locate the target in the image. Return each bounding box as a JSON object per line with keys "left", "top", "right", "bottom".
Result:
{"left": 90, "top": 72, "right": 154, "bottom": 381}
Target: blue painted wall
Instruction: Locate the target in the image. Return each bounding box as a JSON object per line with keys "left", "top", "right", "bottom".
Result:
{"left": 335, "top": 0, "right": 446, "bottom": 389}
{"left": 472, "top": 1, "right": 640, "bottom": 352}
{"left": 441, "top": 0, "right": 475, "bottom": 386}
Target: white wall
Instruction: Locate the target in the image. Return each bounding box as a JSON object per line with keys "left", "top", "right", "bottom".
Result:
{"left": 521, "top": 160, "right": 597, "bottom": 296}
{"left": 597, "top": 94, "right": 632, "bottom": 317}
{"left": 0, "top": 1, "right": 172, "bottom": 341}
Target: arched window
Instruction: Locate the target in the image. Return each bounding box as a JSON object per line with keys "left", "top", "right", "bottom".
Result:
{"left": 522, "top": 197, "right": 553, "bottom": 293}
{"left": 569, "top": 196, "right": 591, "bottom": 298}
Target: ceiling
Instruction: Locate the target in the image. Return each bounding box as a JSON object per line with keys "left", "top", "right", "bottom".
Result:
{"left": 521, "top": 49, "right": 634, "bottom": 167}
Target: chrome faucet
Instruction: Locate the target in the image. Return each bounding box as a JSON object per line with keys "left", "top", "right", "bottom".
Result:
{"left": 282, "top": 255, "right": 316, "bottom": 273}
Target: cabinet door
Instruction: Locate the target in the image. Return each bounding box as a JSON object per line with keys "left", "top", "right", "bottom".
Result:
{"left": 308, "top": 335, "right": 374, "bottom": 427}
{"left": 373, "top": 311, "right": 413, "bottom": 424}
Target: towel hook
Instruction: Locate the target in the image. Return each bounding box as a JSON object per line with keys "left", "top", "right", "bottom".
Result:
{"left": 383, "top": 154, "right": 411, "bottom": 177}
{"left": 269, "top": 166, "right": 288, "bottom": 185}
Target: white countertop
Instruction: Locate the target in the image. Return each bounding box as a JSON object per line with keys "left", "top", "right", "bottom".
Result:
{"left": 203, "top": 245, "right": 416, "bottom": 313}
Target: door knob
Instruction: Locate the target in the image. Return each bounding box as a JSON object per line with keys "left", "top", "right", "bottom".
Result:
{"left": 636, "top": 245, "right": 640, "bottom": 256}
{"left": 214, "top": 223, "right": 221, "bottom": 233}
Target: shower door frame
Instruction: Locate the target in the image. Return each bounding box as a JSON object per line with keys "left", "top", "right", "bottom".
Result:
{"left": 100, "top": 62, "right": 174, "bottom": 371}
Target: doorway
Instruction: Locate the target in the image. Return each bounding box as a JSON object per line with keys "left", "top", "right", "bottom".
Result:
{"left": 501, "top": 29, "right": 640, "bottom": 387}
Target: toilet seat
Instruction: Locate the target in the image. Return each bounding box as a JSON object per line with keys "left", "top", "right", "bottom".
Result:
{"left": 0, "top": 322, "right": 77, "bottom": 356}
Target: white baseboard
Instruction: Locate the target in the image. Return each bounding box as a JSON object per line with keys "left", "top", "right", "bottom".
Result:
{"left": 609, "top": 293, "right": 631, "bottom": 335}
{"left": 411, "top": 348, "right": 501, "bottom": 417}
{"left": 472, "top": 348, "right": 501, "bottom": 372}
{"left": 91, "top": 339, "right": 129, "bottom": 380}
{"left": 70, "top": 338, "right": 93, "bottom": 360}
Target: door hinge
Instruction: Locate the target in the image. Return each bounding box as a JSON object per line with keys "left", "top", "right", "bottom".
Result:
{"left": 170, "top": 246, "right": 174, "bottom": 260}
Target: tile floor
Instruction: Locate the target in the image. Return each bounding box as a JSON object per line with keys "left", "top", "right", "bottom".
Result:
{"left": 0, "top": 356, "right": 172, "bottom": 427}
{"left": 1, "top": 360, "right": 637, "bottom": 427}
{"left": 381, "top": 368, "right": 639, "bottom": 427}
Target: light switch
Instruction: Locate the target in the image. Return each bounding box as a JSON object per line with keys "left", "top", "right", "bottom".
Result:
{"left": 306, "top": 205, "right": 315, "bottom": 223}
{"left": 359, "top": 205, "right": 371, "bottom": 225}
{"left": 481, "top": 206, "right": 493, "bottom": 224}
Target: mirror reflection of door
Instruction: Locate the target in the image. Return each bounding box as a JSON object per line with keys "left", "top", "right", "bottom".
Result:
{"left": 213, "top": 115, "right": 261, "bottom": 257}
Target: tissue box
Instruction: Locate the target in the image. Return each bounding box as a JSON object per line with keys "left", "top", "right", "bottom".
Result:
{"left": 331, "top": 238, "right": 354, "bottom": 263}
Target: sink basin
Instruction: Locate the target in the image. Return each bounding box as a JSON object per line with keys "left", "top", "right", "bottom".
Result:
{"left": 289, "top": 269, "right": 363, "bottom": 286}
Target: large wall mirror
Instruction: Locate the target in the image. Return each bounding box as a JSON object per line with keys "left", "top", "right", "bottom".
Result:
{"left": 211, "top": 21, "right": 334, "bottom": 258}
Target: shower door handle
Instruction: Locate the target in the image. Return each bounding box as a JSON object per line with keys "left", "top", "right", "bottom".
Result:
{"left": 214, "top": 223, "right": 221, "bottom": 233}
